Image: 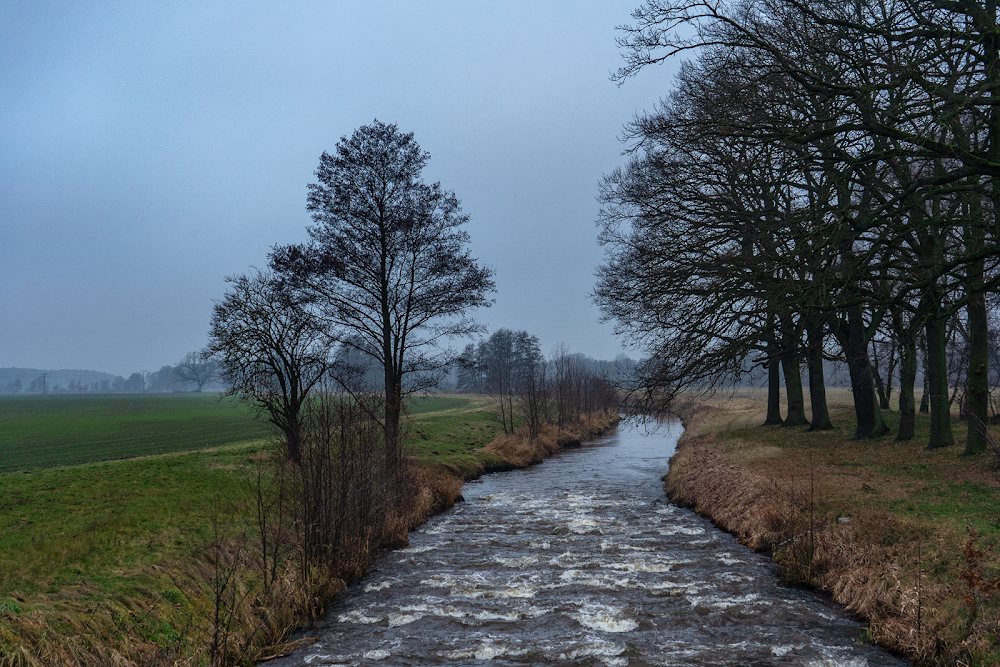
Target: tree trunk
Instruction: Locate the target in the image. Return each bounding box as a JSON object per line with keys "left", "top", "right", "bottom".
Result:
{"left": 806, "top": 323, "right": 832, "bottom": 431}
{"left": 780, "top": 324, "right": 809, "bottom": 427}
{"left": 966, "top": 290, "right": 989, "bottom": 454}
{"left": 919, "top": 359, "right": 930, "bottom": 414}
{"left": 925, "top": 310, "right": 955, "bottom": 449}
{"left": 837, "top": 305, "right": 890, "bottom": 439}
{"left": 384, "top": 372, "right": 403, "bottom": 474}
{"left": 897, "top": 329, "right": 917, "bottom": 441}
{"left": 872, "top": 358, "right": 890, "bottom": 409}
{"left": 764, "top": 338, "right": 784, "bottom": 426}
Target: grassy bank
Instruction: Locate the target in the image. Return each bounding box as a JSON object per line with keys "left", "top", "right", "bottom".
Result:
{"left": 665, "top": 389, "right": 1000, "bottom": 666}
{"left": 0, "top": 394, "right": 617, "bottom": 666}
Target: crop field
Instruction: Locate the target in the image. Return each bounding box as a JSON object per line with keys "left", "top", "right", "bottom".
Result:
{"left": 0, "top": 393, "right": 265, "bottom": 472}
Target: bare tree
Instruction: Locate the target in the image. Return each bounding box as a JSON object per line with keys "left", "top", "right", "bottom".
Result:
{"left": 174, "top": 351, "right": 219, "bottom": 392}
{"left": 476, "top": 329, "right": 542, "bottom": 435}
{"left": 207, "top": 269, "right": 331, "bottom": 462}
{"left": 271, "top": 120, "right": 495, "bottom": 472}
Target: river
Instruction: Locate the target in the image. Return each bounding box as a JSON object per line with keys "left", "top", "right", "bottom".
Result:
{"left": 264, "top": 421, "right": 906, "bottom": 666}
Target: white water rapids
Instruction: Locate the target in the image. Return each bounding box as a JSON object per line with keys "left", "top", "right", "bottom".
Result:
{"left": 263, "top": 421, "right": 907, "bottom": 666}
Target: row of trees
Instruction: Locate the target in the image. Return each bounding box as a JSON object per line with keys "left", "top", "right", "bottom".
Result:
{"left": 596, "top": 0, "right": 1000, "bottom": 453}
{"left": 457, "top": 331, "right": 621, "bottom": 437}
{"left": 0, "top": 354, "right": 219, "bottom": 394}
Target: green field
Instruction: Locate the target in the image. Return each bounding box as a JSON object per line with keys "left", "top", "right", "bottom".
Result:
{"left": 0, "top": 392, "right": 507, "bottom": 663}
{"left": 0, "top": 393, "right": 266, "bottom": 472}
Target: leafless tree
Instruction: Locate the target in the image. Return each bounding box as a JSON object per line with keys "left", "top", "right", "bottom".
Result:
{"left": 174, "top": 350, "right": 219, "bottom": 392}
{"left": 271, "top": 120, "right": 495, "bottom": 473}
{"left": 207, "top": 269, "right": 331, "bottom": 462}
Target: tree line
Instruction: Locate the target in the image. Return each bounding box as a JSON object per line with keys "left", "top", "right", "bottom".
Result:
{"left": 456, "top": 330, "right": 623, "bottom": 437}
{"left": 596, "top": 0, "right": 1000, "bottom": 453}
{"left": 0, "top": 352, "right": 219, "bottom": 394}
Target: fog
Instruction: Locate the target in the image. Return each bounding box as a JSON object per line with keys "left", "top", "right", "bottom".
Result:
{"left": 0, "top": 2, "right": 675, "bottom": 375}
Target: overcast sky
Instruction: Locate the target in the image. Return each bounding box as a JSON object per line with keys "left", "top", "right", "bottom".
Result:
{"left": 1, "top": 1, "right": 676, "bottom": 376}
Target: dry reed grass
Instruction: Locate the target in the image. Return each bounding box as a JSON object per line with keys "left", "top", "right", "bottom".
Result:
{"left": 482, "top": 411, "right": 620, "bottom": 470}
{"left": 665, "top": 393, "right": 1000, "bottom": 667}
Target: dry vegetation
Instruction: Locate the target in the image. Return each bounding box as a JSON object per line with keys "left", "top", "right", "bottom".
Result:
{"left": 0, "top": 399, "right": 617, "bottom": 667}
{"left": 665, "top": 389, "right": 1000, "bottom": 666}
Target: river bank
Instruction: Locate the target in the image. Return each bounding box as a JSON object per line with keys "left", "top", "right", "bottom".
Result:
{"left": 664, "top": 390, "right": 1000, "bottom": 667}
{"left": 263, "top": 418, "right": 903, "bottom": 667}
{"left": 0, "top": 398, "right": 618, "bottom": 667}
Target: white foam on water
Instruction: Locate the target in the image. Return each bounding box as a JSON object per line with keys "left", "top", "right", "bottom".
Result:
{"left": 568, "top": 517, "right": 602, "bottom": 534}
{"left": 302, "top": 654, "right": 331, "bottom": 665}
{"left": 645, "top": 579, "right": 706, "bottom": 593}
{"left": 560, "top": 637, "right": 628, "bottom": 664}
{"left": 484, "top": 585, "right": 536, "bottom": 598}
{"left": 419, "top": 572, "right": 491, "bottom": 597}
{"left": 572, "top": 603, "right": 640, "bottom": 632}
{"left": 655, "top": 505, "right": 679, "bottom": 515}
{"left": 472, "top": 609, "right": 522, "bottom": 621}
{"left": 529, "top": 539, "right": 551, "bottom": 549}
{"left": 361, "top": 648, "right": 391, "bottom": 660}
{"left": 337, "top": 610, "right": 380, "bottom": 624}
{"left": 399, "top": 600, "right": 471, "bottom": 620}
{"left": 363, "top": 578, "right": 396, "bottom": 592}
{"left": 658, "top": 525, "right": 706, "bottom": 536}
{"left": 399, "top": 545, "right": 437, "bottom": 553}
{"left": 602, "top": 540, "right": 655, "bottom": 552}
{"left": 494, "top": 555, "right": 539, "bottom": 568}
{"left": 558, "top": 569, "right": 627, "bottom": 588}
{"left": 387, "top": 612, "right": 423, "bottom": 626}
{"left": 444, "top": 640, "right": 521, "bottom": 660}
{"left": 687, "top": 593, "right": 763, "bottom": 610}
{"left": 716, "top": 552, "right": 745, "bottom": 565}
{"left": 422, "top": 521, "right": 452, "bottom": 535}
{"left": 606, "top": 560, "right": 675, "bottom": 573}
{"left": 772, "top": 644, "right": 804, "bottom": 657}
{"left": 805, "top": 659, "right": 869, "bottom": 667}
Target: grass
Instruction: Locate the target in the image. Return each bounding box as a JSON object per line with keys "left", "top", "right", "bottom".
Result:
{"left": 0, "top": 393, "right": 513, "bottom": 665}
{"left": 0, "top": 394, "right": 262, "bottom": 472}
{"left": 667, "top": 388, "right": 1000, "bottom": 666}
{"left": 406, "top": 396, "right": 511, "bottom": 476}
{"left": 0, "top": 392, "right": 618, "bottom": 665}
{"left": 0, "top": 441, "right": 261, "bottom": 663}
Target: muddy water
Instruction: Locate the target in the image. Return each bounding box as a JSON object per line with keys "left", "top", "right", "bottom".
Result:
{"left": 265, "top": 421, "right": 906, "bottom": 666}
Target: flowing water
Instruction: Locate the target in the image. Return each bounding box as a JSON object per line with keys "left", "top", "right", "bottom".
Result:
{"left": 265, "top": 422, "right": 906, "bottom": 666}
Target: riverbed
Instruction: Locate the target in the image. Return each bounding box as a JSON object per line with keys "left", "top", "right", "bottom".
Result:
{"left": 265, "top": 421, "right": 906, "bottom": 666}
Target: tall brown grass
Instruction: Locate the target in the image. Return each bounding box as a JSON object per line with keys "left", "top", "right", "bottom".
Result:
{"left": 484, "top": 411, "right": 620, "bottom": 468}
{"left": 665, "top": 396, "right": 1000, "bottom": 667}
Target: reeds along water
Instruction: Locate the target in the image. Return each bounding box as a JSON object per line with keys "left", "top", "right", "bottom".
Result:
{"left": 263, "top": 421, "right": 906, "bottom": 667}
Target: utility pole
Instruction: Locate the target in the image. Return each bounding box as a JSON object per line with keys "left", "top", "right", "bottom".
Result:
{"left": 140, "top": 370, "right": 147, "bottom": 393}
{"left": 41, "top": 372, "right": 47, "bottom": 395}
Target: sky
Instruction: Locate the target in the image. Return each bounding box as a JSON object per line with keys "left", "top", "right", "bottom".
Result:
{"left": 1, "top": 1, "right": 676, "bottom": 377}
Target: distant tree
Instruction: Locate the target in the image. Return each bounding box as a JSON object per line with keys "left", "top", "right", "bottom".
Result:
{"left": 174, "top": 351, "right": 219, "bottom": 392}
{"left": 271, "top": 120, "right": 495, "bottom": 472}
{"left": 207, "top": 269, "right": 332, "bottom": 462}
{"left": 477, "top": 329, "right": 543, "bottom": 434}
{"left": 28, "top": 377, "right": 44, "bottom": 393}
{"left": 455, "top": 343, "right": 483, "bottom": 394}
{"left": 124, "top": 373, "right": 144, "bottom": 393}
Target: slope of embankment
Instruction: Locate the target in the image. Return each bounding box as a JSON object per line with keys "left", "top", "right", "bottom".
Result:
{"left": 0, "top": 395, "right": 618, "bottom": 667}
{"left": 664, "top": 390, "right": 1000, "bottom": 667}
